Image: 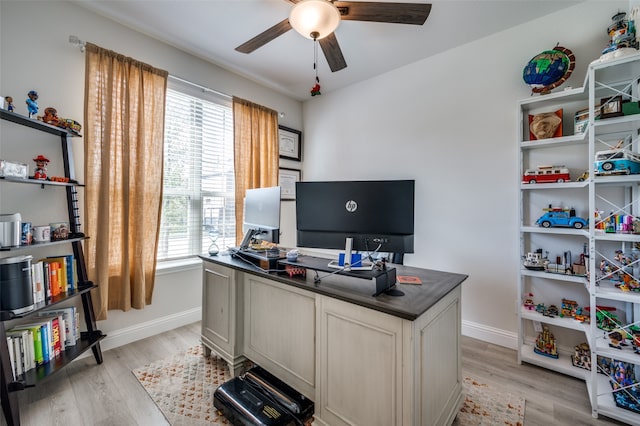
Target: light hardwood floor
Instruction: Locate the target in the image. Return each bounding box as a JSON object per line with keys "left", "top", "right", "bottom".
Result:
{"left": 2, "top": 323, "right": 631, "bottom": 425}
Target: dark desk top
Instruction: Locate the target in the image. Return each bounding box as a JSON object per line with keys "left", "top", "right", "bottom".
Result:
{"left": 198, "top": 253, "right": 468, "bottom": 321}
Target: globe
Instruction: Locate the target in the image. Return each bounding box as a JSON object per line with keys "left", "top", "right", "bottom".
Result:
{"left": 523, "top": 46, "right": 575, "bottom": 94}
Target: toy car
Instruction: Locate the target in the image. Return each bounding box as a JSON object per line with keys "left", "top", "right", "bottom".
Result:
{"left": 594, "top": 149, "right": 640, "bottom": 176}
{"left": 544, "top": 304, "right": 559, "bottom": 317}
{"left": 522, "top": 165, "right": 570, "bottom": 184}
{"left": 576, "top": 171, "right": 589, "bottom": 182}
{"left": 536, "top": 211, "right": 588, "bottom": 229}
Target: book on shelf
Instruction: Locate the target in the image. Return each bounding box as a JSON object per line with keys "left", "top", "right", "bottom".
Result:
{"left": 37, "top": 254, "right": 77, "bottom": 297}
{"left": 36, "top": 312, "right": 65, "bottom": 354}
{"left": 31, "top": 260, "right": 45, "bottom": 303}
{"left": 11, "top": 324, "right": 44, "bottom": 366}
{"left": 42, "top": 261, "right": 51, "bottom": 300}
{"left": 66, "top": 254, "right": 76, "bottom": 291}
{"left": 5, "top": 337, "right": 16, "bottom": 380}
{"left": 51, "top": 316, "right": 62, "bottom": 357}
{"left": 13, "top": 334, "right": 23, "bottom": 377}
{"left": 13, "top": 320, "right": 51, "bottom": 363}
{"left": 48, "top": 260, "right": 62, "bottom": 297}
{"left": 24, "top": 329, "right": 34, "bottom": 371}
{"left": 46, "top": 256, "right": 68, "bottom": 293}
{"left": 5, "top": 328, "right": 38, "bottom": 376}
{"left": 5, "top": 331, "right": 26, "bottom": 377}
{"left": 38, "top": 307, "right": 78, "bottom": 347}
{"left": 33, "top": 315, "right": 61, "bottom": 358}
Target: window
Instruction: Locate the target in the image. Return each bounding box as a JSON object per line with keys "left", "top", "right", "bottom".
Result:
{"left": 158, "top": 81, "right": 235, "bottom": 261}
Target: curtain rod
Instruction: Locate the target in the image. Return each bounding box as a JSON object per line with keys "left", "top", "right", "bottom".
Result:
{"left": 68, "top": 35, "right": 232, "bottom": 100}
{"left": 168, "top": 75, "right": 232, "bottom": 100}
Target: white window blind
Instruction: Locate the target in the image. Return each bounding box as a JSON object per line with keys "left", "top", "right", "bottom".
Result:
{"left": 158, "top": 83, "right": 235, "bottom": 261}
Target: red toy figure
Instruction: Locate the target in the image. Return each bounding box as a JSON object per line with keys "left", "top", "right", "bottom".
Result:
{"left": 310, "top": 83, "right": 321, "bottom": 96}
{"left": 33, "top": 154, "right": 50, "bottom": 180}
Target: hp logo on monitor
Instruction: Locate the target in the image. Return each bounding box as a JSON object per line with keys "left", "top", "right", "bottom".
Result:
{"left": 345, "top": 200, "right": 358, "bottom": 212}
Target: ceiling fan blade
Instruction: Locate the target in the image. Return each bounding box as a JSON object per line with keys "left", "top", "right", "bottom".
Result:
{"left": 335, "top": 2, "right": 432, "bottom": 25}
{"left": 235, "top": 18, "right": 292, "bottom": 54}
{"left": 319, "top": 33, "right": 347, "bottom": 72}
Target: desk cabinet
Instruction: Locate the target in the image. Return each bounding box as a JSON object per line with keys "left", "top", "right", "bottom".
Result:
{"left": 201, "top": 260, "right": 245, "bottom": 376}
{"left": 243, "top": 274, "right": 316, "bottom": 399}
{"left": 316, "top": 295, "right": 405, "bottom": 426}
{"left": 316, "top": 286, "right": 462, "bottom": 426}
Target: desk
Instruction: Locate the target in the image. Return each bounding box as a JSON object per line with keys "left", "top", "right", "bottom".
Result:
{"left": 199, "top": 253, "right": 467, "bottom": 426}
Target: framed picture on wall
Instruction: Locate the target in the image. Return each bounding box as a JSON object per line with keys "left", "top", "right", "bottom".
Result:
{"left": 279, "top": 167, "right": 301, "bottom": 200}
{"left": 278, "top": 125, "right": 302, "bottom": 161}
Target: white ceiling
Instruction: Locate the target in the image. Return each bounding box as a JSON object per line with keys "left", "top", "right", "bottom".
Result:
{"left": 74, "top": 0, "right": 583, "bottom": 101}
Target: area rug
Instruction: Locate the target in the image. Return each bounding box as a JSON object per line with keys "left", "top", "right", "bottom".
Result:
{"left": 133, "top": 346, "right": 525, "bottom": 426}
{"left": 453, "top": 376, "right": 525, "bottom": 426}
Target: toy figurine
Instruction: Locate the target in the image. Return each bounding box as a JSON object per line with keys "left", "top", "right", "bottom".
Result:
{"left": 608, "top": 330, "right": 627, "bottom": 349}
{"left": 523, "top": 292, "right": 535, "bottom": 310}
{"left": 32, "top": 154, "right": 49, "bottom": 180}
{"left": 26, "top": 90, "right": 38, "bottom": 118}
{"left": 601, "top": 12, "right": 639, "bottom": 57}
{"left": 571, "top": 342, "right": 591, "bottom": 370}
{"left": 533, "top": 325, "right": 558, "bottom": 359}
{"left": 39, "top": 107, "right": 60, "bottom": 126}
{"left": 3, "top": 96, "right": 14, "bottom": 112}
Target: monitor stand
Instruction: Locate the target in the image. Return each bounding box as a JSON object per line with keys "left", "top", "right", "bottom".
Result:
{"left": 240, "top": 228, "right": 263, "bottom": 250}
{"left": 383, "top": 288, "right": 405, "bottom": 297}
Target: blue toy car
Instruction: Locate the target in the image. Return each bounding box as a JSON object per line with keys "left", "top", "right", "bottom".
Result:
{"left": 594, "top": 149, "right": 640, "bottom": 176}
{"left": 536, "top": 211, "right": 588, "bottom": 229}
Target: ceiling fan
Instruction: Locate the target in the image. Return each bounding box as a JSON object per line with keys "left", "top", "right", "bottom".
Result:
{"left": 235, "top": 0, "right": 432, "bottom": 72}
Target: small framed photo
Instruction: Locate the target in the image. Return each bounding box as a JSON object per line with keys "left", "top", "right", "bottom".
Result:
{"left": 600, "top": 96, "right": 623, "bottom": 119}
{"left": 278, "top": 125, "right": 302, "bottom": 161}
{"left": 279, "top": 168, "right": 301, "bottom": 200}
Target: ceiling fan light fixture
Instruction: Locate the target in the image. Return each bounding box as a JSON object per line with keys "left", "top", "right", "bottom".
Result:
{"left": 289, "top": 0, "right": 341, "bottom": 40}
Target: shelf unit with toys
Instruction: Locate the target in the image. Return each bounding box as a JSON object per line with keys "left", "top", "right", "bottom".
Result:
{"left": 586, "top": 54, "right": 640, "bottom": 424}
{"left": 519, "top": 53, "right": 640, "bottom": 424}
{"left": 0, "top": 109, "right": 105, "bottom": 426}
{"left": 518, "top": 78, "right": 593, "bottom": 382}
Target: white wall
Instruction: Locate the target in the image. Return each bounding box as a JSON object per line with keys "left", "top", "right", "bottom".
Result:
{"left": 0, "top": 0, "right": 303, "bottom": 350}
{"left": 300, "top": 0, "right": 627, "bottom": 348}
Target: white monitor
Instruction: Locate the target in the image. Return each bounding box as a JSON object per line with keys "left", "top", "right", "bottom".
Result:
{"left": 242, "top": 186, "right": 281, "bottom": 246}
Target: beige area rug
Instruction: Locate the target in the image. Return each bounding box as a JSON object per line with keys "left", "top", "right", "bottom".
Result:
{"left": 133, "top": 346, "right": 525, "bottom": 426}
{"left": 454, "top": 377, "right": 525, "bottom": 426}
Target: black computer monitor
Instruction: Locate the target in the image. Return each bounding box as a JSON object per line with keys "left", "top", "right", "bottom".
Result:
{"left": 240, "top": 186, "right": 281, "bottom": 249}
{"left": 295, "top": 180, "right": 415, "bottom": 260}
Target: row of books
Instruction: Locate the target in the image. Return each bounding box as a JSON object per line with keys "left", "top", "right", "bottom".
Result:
{"left": 6, "top": 306, "right": 80, "bottom": 380}
{"left": 32, "top": 254, "right": 78, "bottom": 303}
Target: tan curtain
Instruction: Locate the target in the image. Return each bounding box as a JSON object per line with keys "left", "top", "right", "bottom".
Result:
{"left": 84, "top": 43, "right": 168, "bottom": 320}
{"left": 232, "top": 97, "right": 279, "bottom": 244}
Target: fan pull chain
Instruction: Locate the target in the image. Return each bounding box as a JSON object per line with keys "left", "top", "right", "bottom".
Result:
{"left": 311, "top": 36, "right": 321, "bottom": 96}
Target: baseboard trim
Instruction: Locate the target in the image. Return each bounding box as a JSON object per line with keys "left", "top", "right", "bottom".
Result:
{"left": 87, "top": 312, "right": 512, "bottom": 356}
{"left": 462, "top": 319, "right": 517, "bottom": 350}
{"left": 95, "top": 307, "right": 202, "bottom": 353}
